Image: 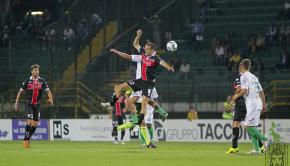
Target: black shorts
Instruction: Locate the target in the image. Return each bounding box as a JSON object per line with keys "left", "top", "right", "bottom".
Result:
{"left": 233, "top": 105, "right": 247, "bottom": 121}
{"left": 112, "top": 115, "right": 126, "bottom": 126}
{"left": 25, "top": 100, "right": 41, "bottom": 121}
{"left": 127, "top": 79, "right": 155, "bottom": 98}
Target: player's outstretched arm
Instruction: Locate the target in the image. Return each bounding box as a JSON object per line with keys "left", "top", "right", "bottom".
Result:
{"left": 133, "top": 29, "right": 142, "bottom": 50}
{"left": 110, "top": 49, "right": 132, "bottom": 61}
{"left": 161, "top": 61, "right": 174, "bottom": 72}
{"left": 15, "top": 89, "right": 23, "bottom": 111}
{"left": 46, "top": 89, "right": 53, "bottom": 106}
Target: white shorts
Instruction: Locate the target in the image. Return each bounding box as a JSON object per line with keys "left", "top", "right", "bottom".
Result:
{"left": 129, "top": 90, "right": 142, "bottom": 103}
{"left": 244, "top": 104, "right": 261, "bottom": 126}
{"left": 145, "top": 105, "right": 154, "bottom": 124}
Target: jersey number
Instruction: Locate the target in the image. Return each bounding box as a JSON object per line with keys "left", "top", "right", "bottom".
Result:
{"left": 148, "top": 89, "right": 151, "bottom": 96}
{"left": 252, "top": 81, "right": 259, "bottom": 94}
{"left": 147, "top": 118, "right": 152, "bottom": 122}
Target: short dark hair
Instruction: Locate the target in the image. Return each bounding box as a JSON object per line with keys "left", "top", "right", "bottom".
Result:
{"left": 31, "top": 64, "right": 40, "bottom": 71}
{"left": 146, "top": 43, "right": 156, "bottom": 50}
{"left": 115, "top": 83, "right": 120, "bottom": 86}
{"left": 240, "top": 59, "right": 251, "bottom": 70}
{"left": 190, "top": 107, "right": 194, "bottom": 109}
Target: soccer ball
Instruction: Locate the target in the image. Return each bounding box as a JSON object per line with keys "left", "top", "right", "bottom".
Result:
{"left": 166, "top": 41, "right": 178, "bottom": 52}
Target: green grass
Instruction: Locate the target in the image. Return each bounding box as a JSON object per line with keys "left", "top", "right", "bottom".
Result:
{"left": 0, "top": 141, "right": 289, "bottom": 166}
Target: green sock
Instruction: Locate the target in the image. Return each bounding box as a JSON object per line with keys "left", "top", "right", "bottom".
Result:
{"left": 141, "top": 127, "right": 150, "bottom": 145}
{"left": 250, "top": 134, "right": 260, "bottom": 151}
{"left": 132, "top": 114, "right": 138, "bottom": 123}
{"left": 246, "top": 127, "right": 268, "bottom": 141}
{"left": 157, "top": 107, "right": 166, "bottom": 115}
{"left": 117, "top": 122, "right": 132, "bottom": 131}
{"left": 140, "top": 129, "right": 145, "bottom": 145}
{"left": 148, "top": 127, "right": 153, "bottom": 140}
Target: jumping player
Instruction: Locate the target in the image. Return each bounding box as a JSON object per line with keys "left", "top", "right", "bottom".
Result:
{"left": 15, "top": 64, "right": 53, "bottom": 148}
{"left": 230, "top": 59, "right": 271, "bottom": 154}
{"left": 109, "top": 29, "right": 173, "bottom": 130}
{"left": 109, "top": 83, "right": 126, "bottom": 145}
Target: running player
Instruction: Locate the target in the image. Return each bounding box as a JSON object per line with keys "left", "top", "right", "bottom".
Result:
{"left": 15, "top": 64, "right": 53, "bottom": 148}
{"left": 109, "top": 29, "right": 174, "bottom": 130}
{"left": 109, "top": 83, "right": 126, "bottom": 145}
{"left": 230, "top": 59, "right": 271, "bottom": 154}
{"left": 226, "top": 67, "right": 264, "bottom": 153}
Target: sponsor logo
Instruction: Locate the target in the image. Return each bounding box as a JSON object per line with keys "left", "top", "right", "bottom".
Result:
{"left": 53, "top": 121, "right": 69, "bottom": 138}
{"left": 269, "top": 122, "right": 288, "bottom": 142}
{"left": 154, "top": 121, "right": 166, "bottom": 141}
{"left": 0, "top": 130, "right": 8, "bottom": 137}
{"left": 249, "top": 118, "right": 255, "bottom": 122}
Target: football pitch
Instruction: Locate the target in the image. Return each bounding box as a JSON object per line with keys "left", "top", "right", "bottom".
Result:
{"left": 1, "top": 141, "right": 289, "bottom": 166}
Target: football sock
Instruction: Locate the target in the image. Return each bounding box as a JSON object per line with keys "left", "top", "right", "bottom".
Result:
{"left": 24, "top": 124, "right": 31, "bottom": 140}
{"left": 121, "top": 130, "right": 125, "bottom": 140}
{"left": 148, "top": 127, "right": 154, "bottom": 140}
{"left": 25, "top": 124, "right": 31, "bottom": 135}
{"left": 154, "top": 106, "right": 166, "bottom": 115}
{"left": 132, "top": 114, "right": 138, "bottom": 123}
{"left": 28, "top": 126, "right": 37, "bottom": 140}
{"left": 110, "top": 94, "right": 119, "bottom": 106}
{"left": 137, "top": 113, "right": 144, "bottom": 125}
{"left": 141, "top": 126, "right": 150, "bottom": 145}
{"left": 232, "top": 127, "right": 239, "bottom": 148}
{"left": 258, "top": 139, "right": 263, "bottom": 148}
{"left": 250, "top": 134, "right": 260, "bottom": 151}
{"left": 246, "top": 127, "right": 268, "bottom": 141}
{"left": 140, "top": 129, "right": 146, "bottom": 145}
{"left": 117, "top": 122, "right": 132, "bottom": 131}
{"left": 114, "top": 131, "right": 118, "bottom": 141}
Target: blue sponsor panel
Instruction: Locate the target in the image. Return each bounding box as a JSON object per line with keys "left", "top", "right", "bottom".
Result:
{"left": 12, "top": 119, "right": 48, "bottom": 140}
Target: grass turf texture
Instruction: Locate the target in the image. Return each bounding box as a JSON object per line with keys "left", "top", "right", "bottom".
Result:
{"left": 1, "top": 141, "right": 289, "bottom": 166}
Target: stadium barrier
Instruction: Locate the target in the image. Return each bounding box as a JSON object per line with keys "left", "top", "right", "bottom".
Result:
{"left": 0, "top": 119, "right": 289, "bottom": 143}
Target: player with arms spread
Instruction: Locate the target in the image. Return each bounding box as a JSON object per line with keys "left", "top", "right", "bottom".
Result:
{"left": 109, "top": 29, "right": 173, "bottom": 133}
{"left": 15, "top": 64, "right": 53, "bottom": 148}
{"left": 230, "top": 59, "right": 271, "bottom": 154}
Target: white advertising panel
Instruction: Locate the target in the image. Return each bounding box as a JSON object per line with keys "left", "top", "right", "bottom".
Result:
{"left": 152, "top": 120, "right": 263, "bottom": 142}
{"left": 49, "top": 119, "right": 130, "bottom": 141}
{"left": 265, "top": 119, "right": 290, "bottom": 143}
{"left": 0, "top": 120, "right": 12, "bottom": 140}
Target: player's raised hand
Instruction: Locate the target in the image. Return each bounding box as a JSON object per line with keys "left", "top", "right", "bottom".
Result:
{"left": 47, "top": 99, "right": 53, "bottom": 106}
{"left": 122, "top": 108, "right": 126, "bottom": 113}
{"left": 143, "top": 17, "right": 147, "bottom": 19}
{"left": 15, "top": 104, "right": 19, "bottom": 111}
{"left": 168, "top": 67, "right": 174, "bottom": 72}
{"left": 137, "top": 29, "right": 142, "bottom": 36}
{"left": 110, "top": 49, "right": 117, "bottom": 53}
